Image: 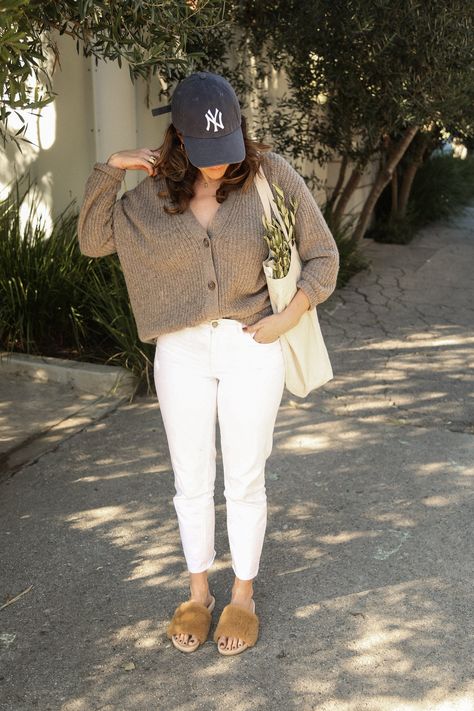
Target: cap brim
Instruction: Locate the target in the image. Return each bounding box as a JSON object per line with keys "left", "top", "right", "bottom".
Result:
{"left": 183, "top": 125, "right": 246, "bottom": 168}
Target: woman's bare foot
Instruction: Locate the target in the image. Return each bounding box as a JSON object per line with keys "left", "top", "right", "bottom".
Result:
{"left": 217, "top": 577, "right": 254, "bottom": 653}
{"left": 173, "top": 571, "right": 213, "bottom": 649}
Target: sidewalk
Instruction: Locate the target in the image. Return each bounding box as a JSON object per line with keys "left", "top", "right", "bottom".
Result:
{"left": 1, "top": 206, "right": 473, "bottom": 711}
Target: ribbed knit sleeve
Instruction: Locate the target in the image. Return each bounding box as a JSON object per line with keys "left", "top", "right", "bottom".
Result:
{"left": 265, "top": 153, "right": 340, "bottom": 309}
{"left": 77, "top": 162, "right": 126, "bottom": 257}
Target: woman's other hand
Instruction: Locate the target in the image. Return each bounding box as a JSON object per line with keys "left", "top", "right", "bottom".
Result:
{"left": 106, "top": 148, "right": 161, "bottom": 177}
{"left": 242, "top": 289, "right": 311, "bottom": 343}
{"left": 242, "top": 312, "right": 293, "bottom": 344}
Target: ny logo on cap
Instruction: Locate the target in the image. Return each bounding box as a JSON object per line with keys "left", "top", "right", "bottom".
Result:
{"left": 205, "top": 108, "right": 224, "bottom": 132}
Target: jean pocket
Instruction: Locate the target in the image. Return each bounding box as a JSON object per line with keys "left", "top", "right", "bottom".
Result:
{"left": 245, "top": 332, "right": 280, "bottom": 347}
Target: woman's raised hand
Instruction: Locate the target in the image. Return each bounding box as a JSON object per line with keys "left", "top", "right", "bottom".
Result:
{"left": 106, "top": 148, "right": 161, "bottom": 177}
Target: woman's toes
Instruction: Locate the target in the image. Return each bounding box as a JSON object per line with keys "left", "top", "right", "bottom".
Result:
{"left": 175, "top": 633, "right": 190, "bottom": 645}
{"left": 217, "top": 635, "right": 246, "bottom": 651}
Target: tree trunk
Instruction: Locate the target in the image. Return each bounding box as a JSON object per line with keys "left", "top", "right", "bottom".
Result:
{"left": 327, "top": 154, "right": 348, "bottom": 212}
{"left": 332, "top": 165, "right": 364, "bottom": 229}
{"left": 390, "top": 168, "right": 399, "bottom": 215}
{"left": 350, "top": 124, "right": 420, "bottom": 243}
{"left": 398, "top": 132, "right": 430, "bottom": 216}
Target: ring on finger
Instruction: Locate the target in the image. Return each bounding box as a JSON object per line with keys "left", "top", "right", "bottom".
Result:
{"left": 147, "top": 155, "right": 157, "bottom": 165}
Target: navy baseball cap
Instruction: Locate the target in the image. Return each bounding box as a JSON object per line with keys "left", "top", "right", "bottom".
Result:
{"left": 151, "top": 71, "right": 246, "bottom": 168}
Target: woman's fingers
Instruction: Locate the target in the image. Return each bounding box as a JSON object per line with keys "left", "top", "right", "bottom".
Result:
{"left": 125, "top": 157, "right": 155, "bottom": 176}
{"left": 107, "top": 148, "right": 161, "bottom": 174}
{"left": 138, "top": 149, "right": 161, "bottom": 175}
{"left": 139, "top": 157, "right": 157, "bottom": 176}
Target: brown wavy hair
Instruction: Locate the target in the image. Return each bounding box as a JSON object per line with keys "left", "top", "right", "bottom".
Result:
{"left": 154, "top": 116, "right": 271, "bottom": 214}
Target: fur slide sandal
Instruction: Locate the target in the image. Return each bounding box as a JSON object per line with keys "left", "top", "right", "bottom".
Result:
{"left": 213, "top": 599, "right": 259, "bottom": 656}
{"left": 167, "top": 595, "right": 216, "bottom": 653}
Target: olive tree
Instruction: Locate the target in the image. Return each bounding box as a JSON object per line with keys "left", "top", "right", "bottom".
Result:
{"left": 232, "top": 0, "right": 474, "bottom": 241}
{"left": 0, "top": 0, "right": 226, "bottom": 147}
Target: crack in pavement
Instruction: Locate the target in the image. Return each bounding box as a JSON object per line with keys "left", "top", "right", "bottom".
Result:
{"left": 317, "top": 210, "right": 474, "bottom": 435}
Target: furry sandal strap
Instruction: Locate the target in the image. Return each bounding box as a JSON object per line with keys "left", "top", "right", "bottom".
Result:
{"left": 167, "top": 598, "right": 214, "bottom": 645}
{"left": 213, "top": 601, "right": 259, "bottom": 649}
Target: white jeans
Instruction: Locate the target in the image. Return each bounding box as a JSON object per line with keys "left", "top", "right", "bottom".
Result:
{"left": 153, "top": 317, "right": 285, "bottom": 580}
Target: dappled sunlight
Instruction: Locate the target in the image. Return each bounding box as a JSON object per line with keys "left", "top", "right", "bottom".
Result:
{"left": 319, "top": 238, "right": 474, "bottom": 427}
{"left": 422, "top": 494, "right": 463, "bottom": 507}
{"left": 279, "top": 431, "right": 330, "bottom": 452}
{"left": 372, "top": 512, "right": 417, "bottom": 526}
{"left": 320, "top": 691, "right": 474, "bottom": 711}
{"left": 65, "top": 504, "right": 133, "bottom": 528}
{"left": 301, "top": 547, "right": 327, "bottom": 560}
{"left": 283, "top": 577, "right": 474, "bottom": 709}
{"left": 38, "top": 99, "right": 57, "bottom": 150}
{"left": 355, "top": 628, "right": 417, "bottom": 653}
{"left": 1, "top": 83, "right": 57, "bottom": 236}
{"left": 418, "top": 461, "right": 451, "bottom": 475}
{"left": 94, "top": 618, "right": 165, "bottom": 650}
{"left": 74, "top": 463, "right": 169, "bottom": 482}
{"left": 286, "top": 501, "right": 322, "bottom": 519}
{"left": 363, "top": 334, "right": 474, "bottom": 352}
{"left": 317, "top": 529, "right": 376, "bottom": 544}
{"left": 125, "top": 550, "right": 182, "bottom": 582}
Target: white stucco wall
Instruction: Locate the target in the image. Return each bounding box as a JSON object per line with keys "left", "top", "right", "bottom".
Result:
{"left": 0, "top": 32, "right": 172, "bottom": 225}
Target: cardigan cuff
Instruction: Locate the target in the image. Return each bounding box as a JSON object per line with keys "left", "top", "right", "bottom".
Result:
{"left": 93, "top": 162, "right": 126, "bottom": 182}
{"left": 296, "top": 278, "right": 319, "bottom": 310}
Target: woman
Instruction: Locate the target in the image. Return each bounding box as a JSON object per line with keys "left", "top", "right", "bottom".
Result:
{"left": 78, "top": 71, "right": 339, "bottom": 656}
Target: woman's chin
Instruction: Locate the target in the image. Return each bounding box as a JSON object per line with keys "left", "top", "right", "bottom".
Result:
{"left": 200, "top": 165, "right": 229, "bottom": 180}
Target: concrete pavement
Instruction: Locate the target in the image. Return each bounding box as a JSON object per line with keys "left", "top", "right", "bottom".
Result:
{"left": 0, "top": 356, "right": 138, "bottom": 476}
{"left": 0, "top": 205, "right": 473, "bottom": 711}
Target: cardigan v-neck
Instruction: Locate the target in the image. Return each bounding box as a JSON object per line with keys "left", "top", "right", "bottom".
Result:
{"left": 78, "top": 151, "right": 340, "bottom": 344}
{"left": 181, "top": 186, "right": 239, "bottom": 238}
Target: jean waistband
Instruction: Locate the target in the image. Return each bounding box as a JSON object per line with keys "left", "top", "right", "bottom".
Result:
{"left": 208, "top": 318, "right": 244, "bottom": 329}
{"left": 157, "top": 318, "right": 245, "bottom": 342}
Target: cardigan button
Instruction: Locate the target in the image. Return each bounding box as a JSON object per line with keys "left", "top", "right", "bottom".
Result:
{"left": 203, "top": 237, "right": 210, "bottom": 247}
{"left": 208, "top": 280, "right": 216, "bottom": 290}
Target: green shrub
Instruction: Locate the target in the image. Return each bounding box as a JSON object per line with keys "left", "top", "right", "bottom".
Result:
{"left": 0, "top": 177, "right": 154, "bottom": 393}
{"left": 368, "top": 207, "right": 418, "bottom": 245}
{"left": 410, "top": 153, "right": 474, "bottom": 228}
{"left": 77, "top": 256, "right": 155, "bottom": 394}
{"left": 370, "top": 154, "right": 474, "bottom": 244}
{"left": 322, "top": 206, "right": 368, "bottom": 286}
{"left": 0, "top": 176, "right": 89, "bottom": 355}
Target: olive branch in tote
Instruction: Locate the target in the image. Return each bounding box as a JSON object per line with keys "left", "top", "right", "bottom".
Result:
{"left": 261, "top": 184, "right": 299, "bottom": 279}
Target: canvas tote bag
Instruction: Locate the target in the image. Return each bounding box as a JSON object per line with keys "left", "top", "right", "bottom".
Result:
{"left": 254, "top": 167, "right": 333, "bottom": 398}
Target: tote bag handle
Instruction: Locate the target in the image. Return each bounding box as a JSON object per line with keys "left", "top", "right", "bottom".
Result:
{"left": 253, "top": 165, "right": 334, "bottom": 397}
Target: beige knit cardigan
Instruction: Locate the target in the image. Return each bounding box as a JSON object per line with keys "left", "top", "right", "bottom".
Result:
{"left": 77, "top": 151, "right": 339, "bottom": 344}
